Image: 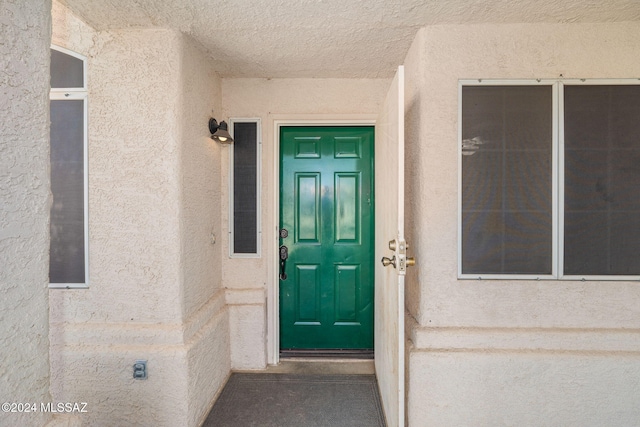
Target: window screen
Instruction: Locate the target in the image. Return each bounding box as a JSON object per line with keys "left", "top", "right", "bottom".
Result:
{"left": 461, "top": 86, "right": 553, "bottom": 275}
{"left": 231, "top": 121, "right": 259, "bottom": 255}
{"left": 49, "top": 46, "right": 87, "bottom": 287}
{"left": 51, "top": 48, "right": 84, "bottom": 89}
{"left": 564, "top": 85, "right": 640, "bottom": 275}
{"left": 50, "top": 99, "right": 86, "bottom": 284}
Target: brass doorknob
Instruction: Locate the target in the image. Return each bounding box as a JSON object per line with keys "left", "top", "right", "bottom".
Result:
{"left": 406, "top": 257, "right": 416, "bottom": 267}
{"left": 381, "top": 256, "right": 396, "bottom": 268}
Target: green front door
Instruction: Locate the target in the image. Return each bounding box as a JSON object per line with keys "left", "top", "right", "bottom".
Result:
{"left": 279, "top": 126, "right": 375, "bottom": 350}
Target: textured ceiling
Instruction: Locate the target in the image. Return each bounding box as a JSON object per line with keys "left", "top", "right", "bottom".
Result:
{"left": 59, "top": 0, "right": 640, "bottom": 78}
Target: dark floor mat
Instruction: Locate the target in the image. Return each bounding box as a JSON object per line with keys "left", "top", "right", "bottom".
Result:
{"left": 202, "top": 373, "right": 386, "bottom": 427}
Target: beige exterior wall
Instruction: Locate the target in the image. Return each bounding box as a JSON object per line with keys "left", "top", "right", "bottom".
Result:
{"left": 177, "top": 33, "right": 230, "bottom": 427}
{"left": 0, "top": 1, "right": 53, "bottom": 426}
{"left": 49, "top": 4, "right": 229, "bottom": 426}
{"left": 404, "top": 23, "right": 640, "bottom": 426}
{"left": 220, "top": 78, "right": 390, "bottom": 367}
{"left": 8, "top": 4, "right": 640, "bottom": 425}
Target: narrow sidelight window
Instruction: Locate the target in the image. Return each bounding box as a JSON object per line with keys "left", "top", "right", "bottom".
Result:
{"left": 49, "top": 46, "right": 88, "bottom": 287}
{"left": 230, "top": 119, "right": 261, "bottom": 257}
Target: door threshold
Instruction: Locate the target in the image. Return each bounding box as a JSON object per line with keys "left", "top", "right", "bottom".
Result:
{"left": 267, "top": 358, "right": 375, "bottom": 375}
{"left": 280, "top": 349, "right": 373, "bottom": 359}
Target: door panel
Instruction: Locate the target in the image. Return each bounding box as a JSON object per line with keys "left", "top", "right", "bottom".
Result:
{"left": 335, "top": 264, "right": 359, "bottom": 323}
{"left": 295, "top": 264, "right": 320, "bottom": 324}
{"left": 296, "top": 173, "right": 320, "bottom": 242}
{"left": 375, "top": 66, "right": 405, "bottom": 427}
{"left": 280, "top": 126, "right": 374, "bottom": 350}
{"left": 335, "top": 173, "right": 360, "bottom": 242}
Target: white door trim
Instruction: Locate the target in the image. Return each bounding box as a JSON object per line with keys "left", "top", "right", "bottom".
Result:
{"left": 267, "top": 114, "right": 377, "bottom": 365}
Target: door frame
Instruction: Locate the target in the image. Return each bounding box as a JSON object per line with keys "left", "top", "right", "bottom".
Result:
{"left": 268, "top": 115, "right": 377, "bottom": 365}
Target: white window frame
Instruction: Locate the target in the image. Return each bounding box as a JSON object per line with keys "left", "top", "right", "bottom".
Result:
{"left": 229, "top": 118, "right": 262, "bottom": 258}
{"left": 458, "top": 78, "right": 640, "bottom": 282}
{"left": 49, "top": 45, "right": 89, "bottom": 289}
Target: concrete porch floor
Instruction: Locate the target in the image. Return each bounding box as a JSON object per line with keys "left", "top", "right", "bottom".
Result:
{"left": 202, "top": 359, "right": 383, "bottom": 426}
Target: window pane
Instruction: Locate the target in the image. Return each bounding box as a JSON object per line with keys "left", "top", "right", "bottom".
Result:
{"left": 564, "top": 85, "right": 640, "bottom": 275}
{"left": 233, "top": 122, "right": 258, "bottom": 254}
{"left": 50, "top": 99, "right": 85, "bottom": 283}
{"left": 51, "top": 49, "right": 84, "bottom": 88}
{"left": 461, "top": 86, "right": 553, "bottom": 274}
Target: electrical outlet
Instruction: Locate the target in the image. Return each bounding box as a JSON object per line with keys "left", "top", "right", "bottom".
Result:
{"left": 133, "top": 360, "right": 147, "bottom": 380}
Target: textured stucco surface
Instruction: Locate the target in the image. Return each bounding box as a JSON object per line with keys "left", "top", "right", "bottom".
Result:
{"left": 49, "top": 25, "right": 186, "bottom": 426}
{"left": 51, "top": 0, "right": 95, "bottom": 54}
{"left": 406, "top": 22, "right": 640, "bottom": 329}
{"left": 404, "top": 22, "right": 640, "bottom": 426}
{"left": 177, "top": 31, "right": 230, "bottom": 427}
{"left": 220, "top": 78, "right": 390, "bottom": 367}
{"left": 58, "top": 0, "right": 640, "bottom": 78}
{"left": 179, "top": 33, "right": 223, "bottom": 320}
{"left": 52, "top": 346, "right": 190, "bottom": 426}
{"left": 17, "top": 3, "right": 640, "bottom": 426}
{"left": 49, "top": 5, "right": 230, "bottom": 425}
{"left": 0, "top": 1, "right": 53, "bottom": 426}
{"left": 410, "top": 351, "right": 640, "bottom": 426}
{"left": 50, "top": 292, "right": 229, "bottom": 427}
{"left": 187, "top": 294, "right": 230, "bottom": 426}
{"left": 226, "top": 289, "right": 266, "bottom": 370}
{"left": 62, "top": 27, "right": 184, "bottom": 324}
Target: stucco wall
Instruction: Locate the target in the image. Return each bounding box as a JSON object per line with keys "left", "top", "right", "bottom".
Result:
{"left": 49, "top": 26, "right": 187, "bottom": 426}
{"left": 179, "top": 35, "right": 223, "bottom": 319}
{"left": 404, "top": 23, "right": 640, "bottom": 426}
{"left": 0, "top": 1, "right": 53, "bottom": 426}
{"left": 177, "top": 32, "right": 230, "bottom": 427}
{"left": 221, "top": 78, "right": 390, "bottom": 367}
{"left": 51, "top": 0, "right": 95, "bottom": 54}
{"left": 49, "top": 27, "right": 184, "bottom": 324}
{"left": 49, "top": 4, "right": 230, "bottom": 425}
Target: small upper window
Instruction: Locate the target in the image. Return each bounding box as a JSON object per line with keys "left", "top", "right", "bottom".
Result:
{"left": 50, "top": 45, "right": 86, "bottom": 90}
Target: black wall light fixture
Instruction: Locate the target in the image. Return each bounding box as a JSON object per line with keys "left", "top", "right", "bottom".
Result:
{"left": 208, "top": 118, "right": 234, "bottom": 144}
